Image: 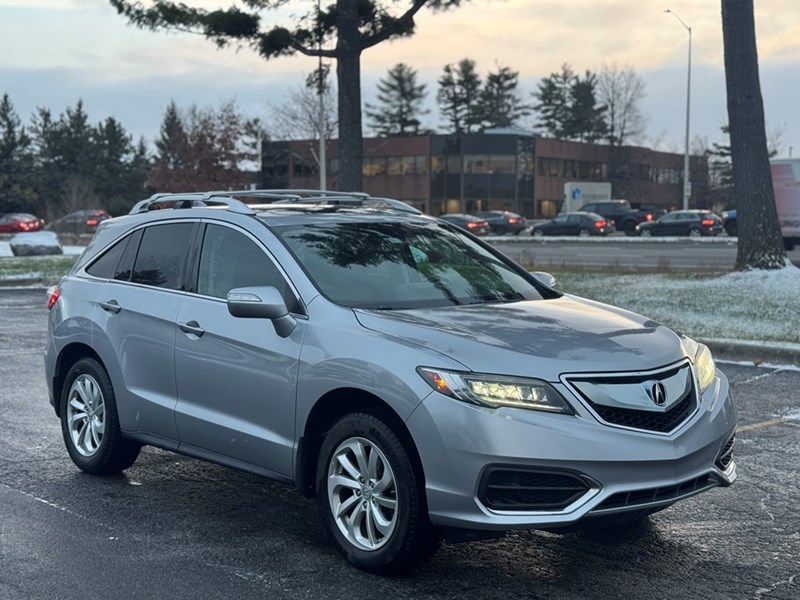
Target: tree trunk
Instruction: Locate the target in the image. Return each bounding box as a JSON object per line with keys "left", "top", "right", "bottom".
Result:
{"left": 721, "top": 0, "right": 786, "bottom": 269}
{"left": 335, "top": 0, "right": 363, "bottom": 192}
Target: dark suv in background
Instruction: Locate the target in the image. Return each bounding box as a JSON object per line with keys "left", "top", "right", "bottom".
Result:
{"left": 579, "top": 200, "right": 665, "bottom": 236}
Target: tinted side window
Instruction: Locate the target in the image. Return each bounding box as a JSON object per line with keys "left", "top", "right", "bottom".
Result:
{"left": 131, "top": 223, "right": 194, "bottom": 290}
{"left": 114, "top": 228, "right": 142, "bottom": 281}
{"left": 86, "top": 236, "right": 130, "bottom": 279}
{"left": 197, "top": 224, "right": 298, "bottom": 311}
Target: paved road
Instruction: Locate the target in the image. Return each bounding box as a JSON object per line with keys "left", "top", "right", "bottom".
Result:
{"left": 489, "top": 237, "right": 800, "bottom": 270}
{"left": 1, "top": 289, "right": 798, "bottom": 600}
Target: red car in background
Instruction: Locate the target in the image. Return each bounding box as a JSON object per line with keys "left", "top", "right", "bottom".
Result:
{"left": 0, "top": 213, "right": 44, "bottom": 233}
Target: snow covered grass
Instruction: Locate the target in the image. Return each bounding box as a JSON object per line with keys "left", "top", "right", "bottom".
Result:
{"left": 555, "top": 266, "right": 800, "bottom": 345}
{"left": 0, "top": 255, "right": 77, "bottom": 283}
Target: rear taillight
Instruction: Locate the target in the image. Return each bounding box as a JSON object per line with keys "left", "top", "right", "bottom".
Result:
{"left": 508, "top": 217, "right": 519, "bottom": 224}
{"left": 701, "top": 219, "right": 715, "bottom": 226}
{"left": 645, "top": 213, "right": 654, "bottom": 221}
{"left": 467, "top": 222, "right": 478, "bottom": 229}
{"left": 595, "top": 220, "right": 606, "bottom": 228}
{"left": 47, "top": 286, "right": 60, "bottom": 310}
{"left": 86, "top": 219, "right": 98, "bottom": 226}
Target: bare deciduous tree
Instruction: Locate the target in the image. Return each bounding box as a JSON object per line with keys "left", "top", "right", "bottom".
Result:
{"left": 597, "top": 64, "right": 646, "bottom": 147}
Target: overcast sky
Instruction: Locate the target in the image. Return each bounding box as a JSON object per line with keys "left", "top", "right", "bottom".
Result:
{"left": 1, "top": 0, "right": 798, "bottom": 157}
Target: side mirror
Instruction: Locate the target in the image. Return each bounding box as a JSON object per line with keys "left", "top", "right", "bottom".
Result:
{"left": 227, "top": 286, "right": 296, "bottom": 338}
{"left": 530, "top": 271, "right": 557, "bottom": 288}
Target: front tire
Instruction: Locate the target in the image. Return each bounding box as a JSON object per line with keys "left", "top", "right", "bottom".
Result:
{"left": 316, "top": 412, "right": 440, "bottom": 574}
{"left": 532, "top": 228, "right": 545, "bottom": 238}
{"left": 60, "top": 358, "right": 140, "bottom": 475}
{"left": 639, "top": 228, "right": 652, "bottom": 237}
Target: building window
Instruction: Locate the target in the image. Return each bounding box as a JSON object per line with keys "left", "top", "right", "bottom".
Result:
{"left": 464, "top": 155, "right": 490, "bottom": 173}
{"left": 363, "top": 157, "right": 387, "bottom": 176}
{"left": 489, "top": 155, "right": 515, "bottom": 174}
{"left": 292, "top": 161, "right": 316, "bottom": 177}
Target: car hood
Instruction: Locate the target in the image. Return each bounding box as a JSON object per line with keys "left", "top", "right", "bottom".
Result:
{"left": 354, "top": 295, "right": 686, "bottom": 381}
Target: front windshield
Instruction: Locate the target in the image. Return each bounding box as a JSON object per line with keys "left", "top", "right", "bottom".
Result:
{"left": 275, "top": 220, "right": 545, "bottom": 309}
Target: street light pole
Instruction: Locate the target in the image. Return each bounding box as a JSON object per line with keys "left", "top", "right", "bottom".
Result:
{"left": 665, "top": 9, "right": 692, "bottom": 210}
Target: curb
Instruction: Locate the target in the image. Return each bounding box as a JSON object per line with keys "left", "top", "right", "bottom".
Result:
{"left": 701, "top": 339, "right": 800, "bottom": 367}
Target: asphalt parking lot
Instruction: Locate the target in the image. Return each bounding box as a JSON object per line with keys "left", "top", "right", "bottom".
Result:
{"left": 0, "top": 288, "right": 797, "bottom": 600}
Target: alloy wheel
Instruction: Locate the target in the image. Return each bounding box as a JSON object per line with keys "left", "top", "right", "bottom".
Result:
{"left": 66, "top": 374, "right": 106, "bottom": 457}
{"left": 327, "top": 436, "right": 398, "bottom": 551}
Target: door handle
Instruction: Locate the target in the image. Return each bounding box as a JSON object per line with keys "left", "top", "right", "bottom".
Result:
{"left": 99, "top": 300, "right": 121, "bottom": 314}
{"left": 178, "top": 320, "right": 205, "bottom": 337}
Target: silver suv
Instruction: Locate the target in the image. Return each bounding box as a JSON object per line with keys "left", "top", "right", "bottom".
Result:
{"left": 45, "top": 190, "right": 737, "bottom": 573}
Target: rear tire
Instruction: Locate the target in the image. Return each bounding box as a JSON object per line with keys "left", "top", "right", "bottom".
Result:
{"left": 60, "top": 358, "right": 140, "bottom": 475}
{"left": 725, "top": 222, "right": 737, "bottom": 237}
{"left": 578, "top": 228, "right": 590, "bottom": 237}
{"left": 689, "top": 227, "right": 702, "bottom": 238}
{"left": 316, "top": 412, "right": 441, "bottom": 574}
{"left": 623, "top": 220, "right": 637, "bottom": 236}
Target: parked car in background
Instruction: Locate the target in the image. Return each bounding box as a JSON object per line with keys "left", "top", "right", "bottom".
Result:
{"left": 721, "top": 210, "right": 737, "bottom": 237}
{"left": 0, "top": 213, "right": 44, "bottom": 233}
{"left": 636, "top": 210, "right": 723, "bottom": 237}
{"left": 579, "top": 200, "right": 664, "bottom": 236}
{"left": 532, "top": 212, "right": 616, "bottom": 237}
{"left": 44, "top": 189, "right": 736, "bottom": 574}
{"left": 473, "top": 210, "right": 528, "bottom": 235}
{"left": 48, "top": 209, "right": 111, "bottom": 234}
{"left": 438, "top": 213, "right": 490, "bottom": 236}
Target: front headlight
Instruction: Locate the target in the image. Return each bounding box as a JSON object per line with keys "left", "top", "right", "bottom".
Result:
{"left": 695, "top": 344, "right": 716, "bottom": 394}
{"left": 417, "top": 368, "right": 573, "bottom": 414}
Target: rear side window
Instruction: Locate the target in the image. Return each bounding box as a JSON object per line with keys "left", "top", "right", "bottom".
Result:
{"left": 86, "top": 236, "right": 130, "bottom": 279}
{"left": 131, "top": 223, "right": 194, "bottom": 290}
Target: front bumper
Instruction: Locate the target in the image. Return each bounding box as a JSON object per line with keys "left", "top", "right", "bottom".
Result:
{"left": 406, "top": 369, "right": 736, "bottom": 531}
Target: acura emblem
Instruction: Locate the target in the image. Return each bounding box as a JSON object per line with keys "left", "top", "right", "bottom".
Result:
{"left": 647, "top": 381, "right": 668, "bottom": 406}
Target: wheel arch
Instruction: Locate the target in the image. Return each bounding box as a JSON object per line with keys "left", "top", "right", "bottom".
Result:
{"left": 295, "top": 387, "right": 425, "bottom": 499}
{"left": 52, "top": 343, "right": 105, "bottom": 418}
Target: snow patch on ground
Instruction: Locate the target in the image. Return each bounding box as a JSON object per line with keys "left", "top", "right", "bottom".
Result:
{"left": 559, "top": 264, "right": 800, "bottom": 344}
{"left": 0, "top": 241, "right": 83, "bottom": 257}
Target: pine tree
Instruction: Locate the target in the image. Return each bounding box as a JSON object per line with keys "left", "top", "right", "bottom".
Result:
{"left": 436, "top": 58, "right": 483, "bottom": 133}
{"left": 0, "top": 94, "right": 36, "bottom": 213}
{"left": 109, "top": 0, "right": 468, "bottom": 192}
{"left": 568, "top": 71, "right": 607, "bottom": 142}
{"left": 534, "top": 65, "right": 607, "bottom": 142}
{"left": 366, "top": 63, "right": 429, "bottom": 136}
{"left": 479, "top": 64, "right": 528, "bottom": 129}
{"left": 533, "top": 64, "right": 574, "bottom": 138}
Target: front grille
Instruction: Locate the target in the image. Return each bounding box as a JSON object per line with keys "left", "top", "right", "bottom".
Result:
{"left": 592, "top": 474, "right": 717, "bottom": 513}
{"left": 565, "top": 362, "right": 698, "bottom": 434}
{"left": 479, "top": 468, "right": 591, "bottom": 511}
{"left": 715, "top": 434, "right": 736, "bottom": 471}
{"left": 584, "top": 391, "right": 696, "bottom": 433}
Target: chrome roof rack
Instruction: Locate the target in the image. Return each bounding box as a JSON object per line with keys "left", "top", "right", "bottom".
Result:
{"left": 129, "top": 193, "right": 256, "bottom": 216}
{"left": 128, "top": 189, "right": 420, "bottom": 216}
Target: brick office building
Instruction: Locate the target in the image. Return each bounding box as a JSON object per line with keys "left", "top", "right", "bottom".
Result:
{"left": 261, "top": 132, "right": 707, "bottom": 218}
